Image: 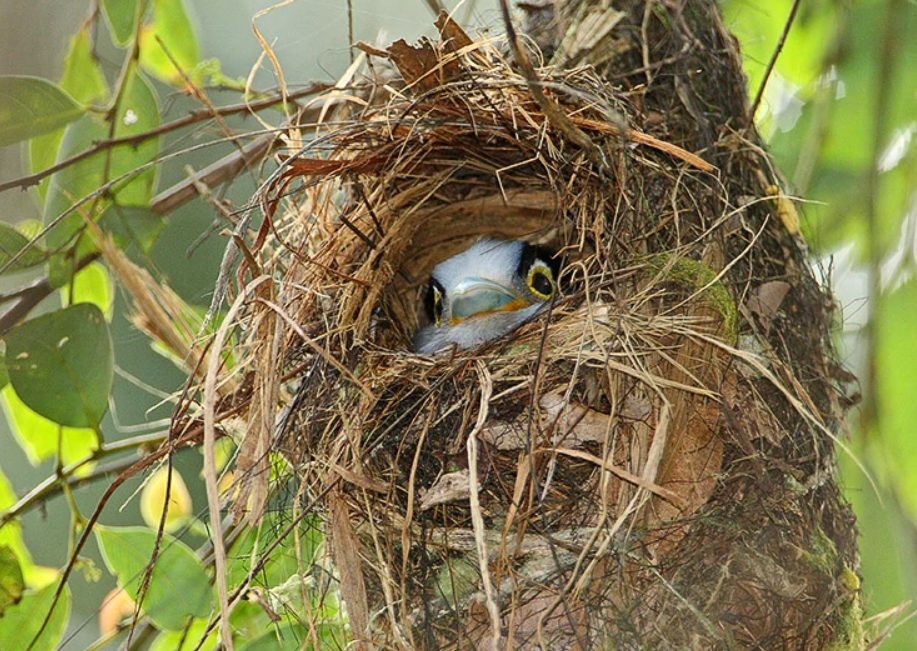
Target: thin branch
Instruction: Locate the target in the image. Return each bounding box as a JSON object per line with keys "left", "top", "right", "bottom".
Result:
{"left": 150, "top": 134, "right": 277, "bottom": 215}
{"left": 0, "top": 83, "right": 332, "bottom": 195}
{"left": 747, "top": 0, "right": 802, "bottom": 126}
{"left": 0, "top": 123, "right": 295, "bottom": 279}
{"left": 2, "top": 458, "right": 138, "bottom": 526}
{"left": 0, "top": 431, "right": 168, "bottom": 525}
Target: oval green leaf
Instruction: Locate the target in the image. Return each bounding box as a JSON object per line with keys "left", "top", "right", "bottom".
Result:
{"left": 29, "top": 26, "right": 109, "bottom": 196}
{"left": 5, "top": 303, "right": 113, "bottom": 428}
{"left": 65, "top": 262, "right": 114, "bottom": 319}
{"left": 0, "top": 76, "right": 85, "bottom": 149}
{"left": 0, "top": 582, "right": 70, "bottom": 651}
{"left": 102, "top": 0, "right": 150, "bottom": 46}
{"left": 95, "top": 526, "right": 212, "bottom": 631}
{"left": 0, "top": 546, "right": 25, "bottom": 616}
{"left": 140, "top": 0, "right": 200, "bottom": 86}
{"left": 43, "top": 68, "right": 160, "bottom": 287}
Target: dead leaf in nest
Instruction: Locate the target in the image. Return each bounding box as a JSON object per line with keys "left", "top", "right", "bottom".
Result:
{"left": 746, "top": 280, "right": 791, "bottom": 323}
{"left": 420, "top": 469, "right": 474, "bottom": 510}
{"left": 479, "top": 392, "right": 637, "bottom": 451}
{"left": 480, "top": 421, "right": 527, "bottom": 451}
{"left": 649, "top": 397, "right": 723, "bottom": 522}
{"left": 434, "top": 10, "right": 474, "bottom": 52}
{"left": 388, "top": 38, "right": 461, "bottom": 93}
{"left": 541, "top": 393, "right": 611, "bottom": 446}
{"left": 542, "top": 392, "right": 654, "bottom": 439}
{"left": 639, "top": 306, "right": 730, "bottom": 554}
{"left": 725, "top": 375, "right": 786, "bottom": 447}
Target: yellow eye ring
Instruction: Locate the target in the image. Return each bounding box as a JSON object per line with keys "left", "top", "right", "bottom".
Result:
{"left": 527, "top": 262, "right": 554, "bottom": 300}
{"left": 432, "top": 286, "right": 444, "bottom": 326}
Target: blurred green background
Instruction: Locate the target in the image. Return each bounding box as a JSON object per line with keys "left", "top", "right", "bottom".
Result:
{"left": 1, "top": 0, "right": 916, "bottom": 647}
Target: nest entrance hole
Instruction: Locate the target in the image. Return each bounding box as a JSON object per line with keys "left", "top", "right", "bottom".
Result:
{"left": 384, "top": 188, "right": 590, "bottom": 341}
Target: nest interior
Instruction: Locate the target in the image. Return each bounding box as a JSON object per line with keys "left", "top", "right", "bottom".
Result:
{"left": 225, "top": 4, "right": 862, "bottom": 650}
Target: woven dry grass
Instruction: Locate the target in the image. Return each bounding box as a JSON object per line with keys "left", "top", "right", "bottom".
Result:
{"left": 192, "top": 5, "right": 863, "bottom": 650}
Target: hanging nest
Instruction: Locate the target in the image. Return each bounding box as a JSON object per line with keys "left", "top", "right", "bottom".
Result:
{"left": 208, "top": 5, "right": 863, "bottom": 650}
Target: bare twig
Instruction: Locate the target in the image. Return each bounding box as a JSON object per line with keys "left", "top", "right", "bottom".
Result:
{"left": 0, "top": 253, "right": 99, "bottom": 337}
{"left": 0, "top": 433, "right": 165, "bottom": 526}
{"left": 747, "top": 0, "right": 802, "bottom": 126}
{"left": 150, "top": 134, "right": 277, "bottom": 214}
{"left": 0, "top": 84, "right": 332, "bottom": 195}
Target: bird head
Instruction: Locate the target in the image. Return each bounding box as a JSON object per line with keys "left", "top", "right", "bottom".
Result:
{"left": 414, "top": 239, "right": 558, "bottom": 354}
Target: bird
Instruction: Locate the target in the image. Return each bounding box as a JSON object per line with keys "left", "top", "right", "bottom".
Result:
{"left": 413, "top": 238, "right": 559, "bottom": 354}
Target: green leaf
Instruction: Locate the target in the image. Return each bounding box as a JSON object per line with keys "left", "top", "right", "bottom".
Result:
{"left": 107, "top": 69, "right": 161, "bottom": 207}
{"left": 0, "top": 386, "right": 99, "bottom": 468}
{"left": 43, "top": 68, "right": 160, "bottom": 286}
{"left": 5, "top": 303, "right": 113, "bottom": 428}
{"left": 0, "top": 76, "right": 85, "bottom": 149}
{"left": 140, "top": 0, "right": 200, "bottom": 86}
{"left": 238, "top": 622, "right": 311, "bottom": 651}
{"left": 60, "top": 29, "right": 110, "bottom": 105}
{"left": 150, "top": 620, "right": 219, "bottom": 651}
{"left": 95, "top": 526, "right": 212, "bottom": 631}
{"left": 0, "top": 468, "right": 57, "bottom": 588}
{"left": 0, "top": 222, "right": 50, "bottom": 273}
{"left": 102, "top": 0, "right": 150, "bottom": 46}
{"left": 0, "top": 546, "right": 25, "bottom": 616}
{"left": 0, "top": 582, "right": 70, "bottom": 651}
{"left": 64, "top": 262, "right": 114, "bottom": 319}
{"left": 0, "top": 355, "right": 8, "bottom": 391}
{"left": 99, "top": 204, "right": 166, "bottom": 253}
{"left": 29, "top": 26, "right": 109, "bottom": 197}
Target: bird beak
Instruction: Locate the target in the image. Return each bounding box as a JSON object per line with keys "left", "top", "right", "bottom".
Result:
{"left": 448, "top": 278, "right": 531, "bottom": 325}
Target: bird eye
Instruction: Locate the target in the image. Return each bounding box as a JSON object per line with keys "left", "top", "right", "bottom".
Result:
{"left": 527, "top": 262, "right": 554, "bottom": 300}
{"left": 424, "top": 278, "right": 446, "bottom": 327}
{"left": 432, "top": 285, "right": 444, "bottom": 326}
